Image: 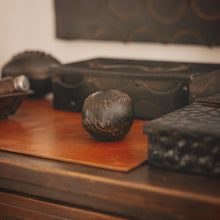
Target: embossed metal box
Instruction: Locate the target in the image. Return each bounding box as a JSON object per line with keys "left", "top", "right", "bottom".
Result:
{"left": 143, "top": 95, "right": 220, "bottom": 176}
{"left": 51, "top": 58, "right": 220, "bottom": 119}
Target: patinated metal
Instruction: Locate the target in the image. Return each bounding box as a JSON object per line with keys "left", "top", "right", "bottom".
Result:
{"left": 82, "top": 89, "right": 134, "bottom": 141}
{"left": 0, "top": 75, "right": 30, "bottom": 95}
{"left": 51, "top": 58, "right": 220, "bottom": 119}
{"left": 2, "top": 51, "right": 61, "bottom": 98}
{"left": 143, "top": 96, "right": 220, "bottom": 176}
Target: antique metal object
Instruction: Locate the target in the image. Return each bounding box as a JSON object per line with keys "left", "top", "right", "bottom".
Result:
{"left": 0, "top": 75, "right": 30, "bottom": 95}
{"left": 55, "top": 0, "right": 220, "bottom": 46}
{"left": 51, "top": 58, "right": 220, "bottom": 119}
{"left": 0, "top": 91, "right": 33, "bottom": 119}
{"left": 143, "top": 99, "right": 220, "bottom": 176}
{"left": 82, "top": 89, "right": 134, "bottom": 141}
{"left": 2, "top": 51, "right": 61, "bottom": 98}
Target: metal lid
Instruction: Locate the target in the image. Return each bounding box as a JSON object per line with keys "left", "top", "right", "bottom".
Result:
{"left": 14, "top": 75, "right": 30, "bottom": 92}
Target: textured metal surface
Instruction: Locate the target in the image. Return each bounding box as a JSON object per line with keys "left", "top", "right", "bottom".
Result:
{"left": 194, "top": 93, "right": 220, "bottom": 108}
{"left": 82, "top": 89, "right": 134, "bottom": 141}
{"left": 143, "top": 104, "right": 220, "bottom": 176}
{"left": 51, "top": 58, "right": 220, "bottom": 119}
{"left": 55, "top": 0, "right": 220, "bottom": 45}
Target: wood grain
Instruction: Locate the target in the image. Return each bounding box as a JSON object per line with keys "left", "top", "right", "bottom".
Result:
{"left": 0, "top": 151, "right": 219, "bottom": 220}
{"left": 0, "top": 191, "right": 126, "bottom": 220}
{"left": 0, "top": 99, "right": 148, "bottom": 171}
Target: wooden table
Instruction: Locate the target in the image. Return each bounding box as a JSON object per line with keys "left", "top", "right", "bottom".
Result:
{"left": 0, "top": 100, "right": 219, "bottom": 220}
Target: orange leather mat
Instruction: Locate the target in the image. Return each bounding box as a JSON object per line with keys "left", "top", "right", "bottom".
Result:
{"left": 0, "top": 100, "right": 148, "bottom": 172}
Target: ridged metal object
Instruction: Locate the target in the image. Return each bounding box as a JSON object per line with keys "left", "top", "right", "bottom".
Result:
{"left": 2, "top": 51, "right": 61, "bottom": 98}
{"left": 82, "top": 89, "right": 134, "bottom": 141}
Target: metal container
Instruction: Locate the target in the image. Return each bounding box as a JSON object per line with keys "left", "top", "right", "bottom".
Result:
{"left": 143, "top": 94, "right": 220, "bottom": 176}
{"left": 51, "top": 58, "right": 220, "bottom": 119}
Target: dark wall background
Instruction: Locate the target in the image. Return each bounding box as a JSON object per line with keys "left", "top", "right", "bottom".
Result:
{"left": 55, "top": 0, "right": 220, "bottom": 46}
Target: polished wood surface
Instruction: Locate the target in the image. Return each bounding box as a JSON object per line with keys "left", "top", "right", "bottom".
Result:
{"left": 0, "top": 191, "right": 125, "bottom": 220}
{"left": 0, "top": 150, "right": 219, "bottom": 220}
{"left": 0, "top": 100, "right": 219, "bottom": 220}
{"left": 0, "top": 99, "right": 148, "bottom": 171}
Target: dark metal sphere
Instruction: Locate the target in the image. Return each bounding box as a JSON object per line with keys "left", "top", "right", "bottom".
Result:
{"left": 82, "top": 89, "right": 134, "bottom": 141}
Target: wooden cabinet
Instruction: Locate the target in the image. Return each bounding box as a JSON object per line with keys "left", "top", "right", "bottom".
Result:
{"left": 0, "top": 100, "right": 219, "bottom": 220}
{"left": 0, "top": 191, "right": 123, "bottom": 220}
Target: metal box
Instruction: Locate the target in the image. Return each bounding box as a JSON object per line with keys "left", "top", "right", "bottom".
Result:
{"left": 143, "top": 94, "right": 220, "bottom": 176}
{"left": 51, "top": 58, "right": 220, "bottom": 119}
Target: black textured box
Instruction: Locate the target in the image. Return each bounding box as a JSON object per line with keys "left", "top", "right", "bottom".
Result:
{"left": 194, "top": 93, "right": 220, "bottom": 108}
{"left": 143, "top": 95, "right": 220, "bottom": 176}
{"left": 51, "top": 58, "right": 220, "bottom": 119}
